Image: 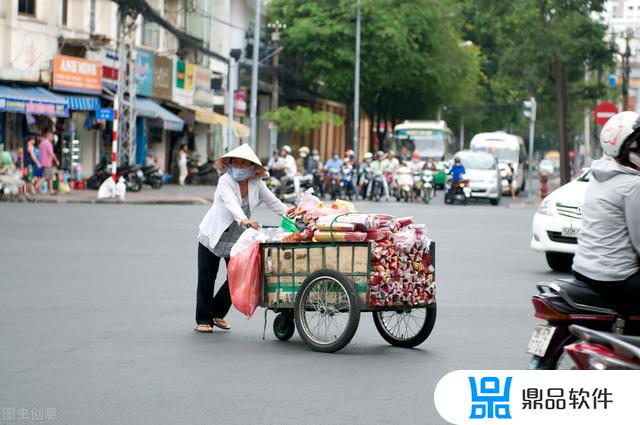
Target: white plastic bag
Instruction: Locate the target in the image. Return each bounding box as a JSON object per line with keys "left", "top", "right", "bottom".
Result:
{"left": 97, "top": 177, "right": 116, "bottom": 199}
{"left": 230, "top": 228, "right": 267, "bottom": 257}
{"left": 115, "top": 177, "right": 126, "bottom": 201}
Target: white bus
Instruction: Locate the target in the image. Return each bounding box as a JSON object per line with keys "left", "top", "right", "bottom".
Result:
{"left": 393, "top": 120, "right": 456, "bottom": 161}
{"left": 469, "top": 131, "right": 527, "bottom": 194}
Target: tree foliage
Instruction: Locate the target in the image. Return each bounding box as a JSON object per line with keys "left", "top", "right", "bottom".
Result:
{"left": 269, "top": 0, "right": 481, "bottom": 139}
{"left": 263, "top": 106, "right": 344, "bottom": 135}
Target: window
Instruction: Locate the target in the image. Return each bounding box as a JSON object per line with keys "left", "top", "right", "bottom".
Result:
{"left": 61, "top": 0, "right": 68, "bottom": 26}
{"left": 18, "top": 0, "right": 36, "bottom": 16}
{"left": 141, "top": 17, "right": 160, "bottom": 49}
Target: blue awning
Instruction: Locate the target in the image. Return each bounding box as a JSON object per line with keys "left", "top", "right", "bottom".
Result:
{"left": 0, "top": 85, "right": 68, "bottom": 117}
{"left": 63, "top": 95, "right": 101, "bottom": 111}
{"left": 135, "top": 98, "right": 184, "bottom": 132}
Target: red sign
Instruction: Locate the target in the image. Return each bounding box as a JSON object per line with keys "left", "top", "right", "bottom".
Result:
{"left": 594, "top": 102, "right": 618, "bottom": 126}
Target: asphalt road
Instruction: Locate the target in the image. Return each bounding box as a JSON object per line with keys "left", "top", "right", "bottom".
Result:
{"left": 0, "top": 193, "right": 570, "bottom": 425}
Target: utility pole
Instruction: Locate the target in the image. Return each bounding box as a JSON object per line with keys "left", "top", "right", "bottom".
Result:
{"left": 249, "top": 0, "right": 261, "bottom": 151}
{"left": 621, "top": 28, "right": 633, "bottom": 111}
{"left": 523, "top": 97, "right": 537, "bottom": 199}
{"left": 115, "top": 5, "right": 137, "bottom": 167}
{"left": 459, "top": 116, "right": 464, "bottom": 151}
{"left": 227, "top": 49, "right": 242, "bottom": 152}
{"left": 584, "top": 65, "right": 591, "bottom": 166}
{"left": 353, "top": 0, "right": 361, "bottom": 159}
{"left": 268, "top": 20, "right": 286, "bottom": 156}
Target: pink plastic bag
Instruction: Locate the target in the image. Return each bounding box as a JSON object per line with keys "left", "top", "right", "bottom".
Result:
{"left": 228, "top": 240, "right": 261, "bottom": 319}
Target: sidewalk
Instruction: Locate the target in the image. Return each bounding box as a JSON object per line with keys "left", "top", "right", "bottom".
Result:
{"left": 27, "top": 184, "right": 215, "bottom": 205}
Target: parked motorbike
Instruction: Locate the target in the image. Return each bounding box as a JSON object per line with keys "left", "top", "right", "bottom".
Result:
{"left": 526, "top": 278, "right": 640, "bottom": 369}
{"left": 395, "top": 164, "right": 413, "bottom": 202}
{"left": 560, "top": 325, "right": 640, "bottom": 370}
{"left": 444, "top": 176, "right": 470, "bottom": 205}
{"left": 87, "top": 156, "right": 143, "bottom": 192}
{"left": 414, "top": 170, "right": 435, "bottom": 204}
{"left": 191, "top": 159, "right": 218, "bottom": 185}
{"left": 142, "top": 165, "right": 163, "bottom": 189}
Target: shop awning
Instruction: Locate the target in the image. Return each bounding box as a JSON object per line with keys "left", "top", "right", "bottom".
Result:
{"left": 63, "top": 95, "right": 101, "bottom": 111}
{"left": 135, "top": 98, "right": 184, "bottom": 132}
{"left": 0, "top": 85, "right": 68, "bottom": 117}
{"left": 182, "top": 105, "right": 250, "bottom": 138}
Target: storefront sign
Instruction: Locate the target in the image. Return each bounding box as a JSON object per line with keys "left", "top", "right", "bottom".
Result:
{"left": 98, "top": 48, "right": 119, "bottom": 90}
{"left": 52, "top": 55, "right": 102, "bottom": 94}
{"left": 96, "top": 107, "right": 115, "bottom": 121}
{"left": 152, "top": 55, "right": 173, "bottom": 101}
{"left": 234, "top": 89, "right": 246, "bottom": 117}
{"left": 0, "top": 97, "right": 68, "bottom": 117}
{"left": 173, "top": 60, "right": 195, "bottom": 105}
{"left": 135, "top": 49, "right": 154, "bottom": 97}
{"left": 193, "top": 66, "right": 214, "bottom": 107}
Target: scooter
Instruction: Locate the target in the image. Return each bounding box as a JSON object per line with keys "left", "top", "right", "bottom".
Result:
{"left": 526, "top": 278, "right": 640, "bottom": 370}
{"left": 395, "top": 164, "right": 413, "bottom": 202}
{"left": 340, "top": 164, "right": 356, "bottom": 200}
{"left": 414, "top": 170, "right": 435, "bottom": 204}
{"left": 325, "top": 167, "right": 342, "bottom": 200}
{"left": 369, "top": 171, "right": 386, "bottom": 202}
{"left": 444, "top": 176, "right": 470, "bottom": 205}
{"left": 266, "top": 169, "right": 298, "bottom": 202}
{"left": 561, "top": 325, "right": 640, "bottom": 370}
{"left": 87, "top": 157, "right": 143, "bottom": 192}
{"left": 142, "top": 165, "right": 163, "bottom": 189}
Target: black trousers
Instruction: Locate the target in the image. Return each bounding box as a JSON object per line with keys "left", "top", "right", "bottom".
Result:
{"left": 196, "top": 243, "right": 232, "bottom": 325}
{"left": 574, "top": 269, "right": 640, "bottom": 315}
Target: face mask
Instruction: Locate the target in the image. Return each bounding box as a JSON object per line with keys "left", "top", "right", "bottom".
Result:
{"left": 333, "top": 155, "right": 339, "bottom": 160}
{"left": 312, "top": 155, "right": 320, "bottom": 161}
{"left": 229, "top": 165, "right": 255, "bottom": 181}
{"left": 300, "top": 153, "right": 307, "bottom": 158}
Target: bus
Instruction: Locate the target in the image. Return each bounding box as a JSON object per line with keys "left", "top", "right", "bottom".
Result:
{"left": 469, "top": 131, "right": 527, "bottom": 194}
{"left": 393, "top": 120, "right": 456, "bottom": 161}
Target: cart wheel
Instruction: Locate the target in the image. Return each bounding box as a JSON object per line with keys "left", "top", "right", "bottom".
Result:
{"left": 372, "top": 304, "right": 437, "bottom": 348}
{"left": 273, "top": 312, "right": 295, "bottom": 341}
{"left": 294, "top": 269, "right": 360, "bottom": 353}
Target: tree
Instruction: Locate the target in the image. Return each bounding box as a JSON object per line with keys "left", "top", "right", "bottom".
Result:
{"left": 269, "top": 0, "right": 481, "bottom": 149}
{"left": 263, "top": 106, "right": 343, "bottom": 135}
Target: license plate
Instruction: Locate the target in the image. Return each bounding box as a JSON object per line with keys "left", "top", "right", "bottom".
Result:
{"left": 463, "top": 187, "right": 471, "bottom": 197}
{"left": 526, "top": 324, "right": 556, "bottom": 357}
{"left": 561, "top": 227, "right": 578, "bottom": 238}
{"left": 137, "top": 170, "right": 144, "bottom": 178}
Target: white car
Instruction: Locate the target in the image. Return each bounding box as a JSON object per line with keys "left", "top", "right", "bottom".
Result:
{"left": 530, "top": 169, "right": 590, "bottom": 271}
{"left": 454, "top": 151, "right": 502, "bottom": 205}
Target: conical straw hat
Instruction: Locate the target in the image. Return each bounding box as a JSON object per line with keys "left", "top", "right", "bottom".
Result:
{"left": 215, "top": 143, "right": 267, "bottom": 177}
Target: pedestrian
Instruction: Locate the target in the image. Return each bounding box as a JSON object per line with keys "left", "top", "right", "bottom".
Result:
{"left": 178, "top": 144, "right": 188, "bottom": 186}
{"left": 195, "top": 143, "right": 287, "bottom": 333}
{"left": 23, "top": 135, "right": 40, "bottom": 195}
{"left": 38, "top": 132, "right": 59, "bottom": 195}
{"left": 506, "top": 163, "right": 516, "bottom": 199}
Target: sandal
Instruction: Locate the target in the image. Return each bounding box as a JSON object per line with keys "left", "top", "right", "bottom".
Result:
{"left": 212, "top": 318, "right": 231, "bottom": 330}
{"left": 194, "top": 324, "right": 213, "bottom": 333}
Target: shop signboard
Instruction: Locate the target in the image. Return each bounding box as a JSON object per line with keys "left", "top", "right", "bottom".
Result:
{"left": 193, "top": 66, "right": 214, "bottom": 107}
{"left": 0, "top": 97, "right": 68, "bottom": 117}
{"left": 152, "top": 55, "right": 173, "bottom": 101}
{"left": 99, "top": 47, "right": 119, "bottom": 90}
{"left": 234, "top": 89, "right": 246, "bottom": 117}
{"left": 52, "top": 55, "right": 102, "bottom": 95}
{"left": 135, "top": 49, "right": 154, "bottom": 97}
{"left": 173, "top": 60, "right": 195, "bottom": 105}
{"left": 96, "top": 108, "right": 115, "bottom": 121}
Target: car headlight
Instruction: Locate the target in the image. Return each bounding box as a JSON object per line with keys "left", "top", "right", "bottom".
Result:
{"left": 538, "top": 197, "right": 554, "bottom": 216}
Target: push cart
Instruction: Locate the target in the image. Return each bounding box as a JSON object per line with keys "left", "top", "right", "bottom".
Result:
{"left": 260, "top": 241, "right": 437, "bottom": 353}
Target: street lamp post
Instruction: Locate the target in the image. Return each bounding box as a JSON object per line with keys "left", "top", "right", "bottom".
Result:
{"left": 353, "top": 0, "right": 361, "bottom": 159}
{"left": 267, "top": 20, "right": 286, "bottom": 156}
{"left": 249, "top": 0, "right": 261, "bottom": 152}
{"left": 226, "top": 49, "right": 242, "bottom": 152}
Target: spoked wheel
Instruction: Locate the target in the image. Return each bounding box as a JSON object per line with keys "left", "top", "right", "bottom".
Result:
{"left": 372, "top": 304, "right": 437, "bottom": 348}
{"left": 273, "top": 311, "right": 295, "bottom": 341}
{"left": 294, "top": 269, "right": 360, "bottom": 353}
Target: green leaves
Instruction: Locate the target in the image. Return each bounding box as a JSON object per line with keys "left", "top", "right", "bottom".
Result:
{"left": 263, "top": 106, "right": 344, "bottom": 135}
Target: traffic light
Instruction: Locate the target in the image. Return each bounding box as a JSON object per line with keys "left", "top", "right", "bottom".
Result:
{"left": 523, "top": 97, "right": 537, "bottom": 121}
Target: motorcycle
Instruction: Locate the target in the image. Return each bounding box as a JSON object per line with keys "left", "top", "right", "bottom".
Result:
{"left": 395, "top": 164, "right": 413, "bottom": 202}
{"left": 369, "top": 171, "right": 386, "bottom": 202}
{"left": 266, "top": 169, "right": 298, "bottom": 202}
{"left": 325, "top": 167, "right": 342, "bottom": 200}
{"left": 141, "top": 164, "right": 163, "bottom": 189}
{"left": 87, "top": 157, "right": 143, "bottom": 192}
{"left": 358, "top": 167, "right": 373, "bottom": 200}
{"left": 560, "top": 325, "right": 640, "bottom": 370}
{"left": 444, "top": 176, "right": 470, "bottom": 205}
{"left": 340, "top": 164, "right": 356, "bottom": 200}
{"left": 414, "top": 170, "right": 435, "bottom": 204}
{"left": 312, "top": 169, "right": 325, "bottom": 198}
{"left": 526, "top": 278, "right": 640, "bottom": 369}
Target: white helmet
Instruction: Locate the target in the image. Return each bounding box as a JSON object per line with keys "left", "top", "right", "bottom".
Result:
{"left": 364, "top": 152, "right": 373, "bottom": 160}
{"left": 600, "top": 111, "right": 640, "bottom": 157}
{"left": 281, "top": 145, "right": 292, "bottom": 154}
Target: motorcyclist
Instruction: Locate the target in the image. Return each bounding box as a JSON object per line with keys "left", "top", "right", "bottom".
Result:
{"left": 270, "top": 145, "right": 297, "bottom": 199}
{"left": 294, "top": 146, "right": 313, "bottom": 196}
{"left": 358, "top": 152, "right": 374, "bottom": 198}
{"left": 449, "top": 157, "right": 465, "bottom": 183}
{"left": 368, "top": 151, "right": 390, "bottom": 201}
{"left": 324, "top": 151, "right": 343, "bottom": 197}
{"left": 409, "top": 151, "right": 424, "bottom": 201}
{"left": 572, "top": 111, "right": 640, "bottom": 307}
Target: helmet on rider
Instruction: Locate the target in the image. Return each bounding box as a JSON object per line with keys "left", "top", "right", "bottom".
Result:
{"left": 454, "top": 157, "right": 461, "bottom": 165}
{"left": 600, "top": 111, "right": 640, "bottom": 160}
{"left": 298, "top": 146, "right": 310, "bottom": 158}
{"left": 376, "top": 150, "right": 385, "bottom": 159}
{"left": 281, "top": 145, "right": 292, "bottom": 154}
{"left": 345, "top": 148, "right": 355, "bottom": 157}
{"left": 364, "top": 152, "right": 373, "bottom": 161}
{"left": 411, "top": 151, "right": 420, "bottom": 161}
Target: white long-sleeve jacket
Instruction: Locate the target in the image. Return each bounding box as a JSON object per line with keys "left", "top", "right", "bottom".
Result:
{"left": 198, "top": 173, "right": 287, "bottom": 251}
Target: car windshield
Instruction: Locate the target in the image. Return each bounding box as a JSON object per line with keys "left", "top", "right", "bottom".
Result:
{"left": 457, "top": 154, "right": 496, "bottom": 170}
{"left": 578, "top": 169, "right": 591, "bottom": 182}
{"left": 395, "top": 129, "right": 446, "bottom": 159}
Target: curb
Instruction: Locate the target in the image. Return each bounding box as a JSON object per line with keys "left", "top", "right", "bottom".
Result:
{"left": 25, "top": 196, "right": 212, "bottom": 206}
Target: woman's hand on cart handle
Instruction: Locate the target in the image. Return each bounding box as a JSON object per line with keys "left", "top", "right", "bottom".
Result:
{"left": 241, "top": 219, "right": 262, "bottom": 230}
